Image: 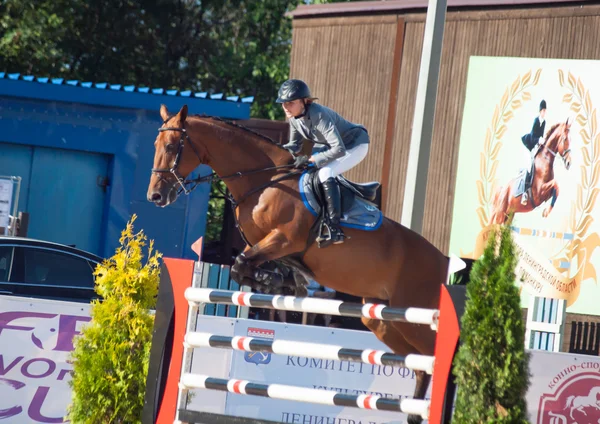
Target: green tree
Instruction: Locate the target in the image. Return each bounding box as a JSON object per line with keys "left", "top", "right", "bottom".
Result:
{"left": 452, "top": 221, "right": 531, "bottom": 422}
{"left": 1, "top": 0, "right": 352, "bottom": 119}
{"left": 66, "top": 215, "right": 161, "bottom": 423}
{"left": 1, "top": 0, "right": 354, "bottom": 238}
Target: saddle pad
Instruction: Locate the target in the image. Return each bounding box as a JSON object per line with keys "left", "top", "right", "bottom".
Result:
{"left": 299, "top": 172, "right": 383, "bottom": 231}
{"left": 513, "top": 168, "right": 527, "bottom": 198}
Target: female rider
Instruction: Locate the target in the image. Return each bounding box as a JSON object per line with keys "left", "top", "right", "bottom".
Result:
{"left": 277, "top": 79, "right": 370, "bottom": 245}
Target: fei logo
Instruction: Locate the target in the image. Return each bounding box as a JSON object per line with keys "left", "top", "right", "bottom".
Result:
{"left": 537, "top": 368, "right": 600, "bottom": 424}
{"left": 244, "top": 327, "right": 274, "bottom": 365}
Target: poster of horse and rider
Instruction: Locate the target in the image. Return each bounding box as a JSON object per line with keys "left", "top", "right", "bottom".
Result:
{"left": 449, "top": 56, "right": 600, "bottom": 316}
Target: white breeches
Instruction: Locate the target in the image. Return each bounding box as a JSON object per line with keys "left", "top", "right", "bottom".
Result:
{"left": 318, "top": 143, "right": 369, "bottom": 183}
{"left": 523, "top": 149, "right": 532, "bottom": 170}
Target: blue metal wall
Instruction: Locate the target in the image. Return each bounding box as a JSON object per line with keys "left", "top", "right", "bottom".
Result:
{"left": 0, "top": 75, "right": 251, "bottom": 260}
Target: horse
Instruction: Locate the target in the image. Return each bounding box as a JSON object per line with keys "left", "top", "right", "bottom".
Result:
{"left": 146, "top": 104, "right": 451, "bottom": 423}
{"left": 489, "top": 118, "right": 572, "bottom": 225}
{"left": 564, "top": 386, "right": 600, "bottom": 421}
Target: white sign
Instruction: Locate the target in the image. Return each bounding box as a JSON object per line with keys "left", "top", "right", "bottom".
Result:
{"left": 0, "top": 179, "right": 14, "bottom": 234}
{"left": 526, "top": 350, "right": 600, "bottom": 424}
{"left": 186, "top": 316, "right": 600, "bottom": 424}
{"left": 1, "top": 296, "right": 599, "bottom": 424}
{"left": 186, "top": 316, "right": 430, "bottom": 424}
{"left": 0, "top": 296, "right": 91, "bottom": 423}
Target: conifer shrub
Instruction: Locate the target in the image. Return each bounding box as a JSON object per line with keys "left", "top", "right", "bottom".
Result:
{"left": 452, "top": 221, "right": 531, "bottom": 422}
{"left": 66, "top": 215, "right": 161, "bottom": 423}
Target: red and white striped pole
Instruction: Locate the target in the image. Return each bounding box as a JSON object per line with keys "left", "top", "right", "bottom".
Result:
{"left": 179, "top": 374, "right": 430, "bottom": 419}
{"left": 184, "top": 332, "right": 435, "bottom": 373}
{"left": 185, "top": 288, "right": 439, "bottom": 330}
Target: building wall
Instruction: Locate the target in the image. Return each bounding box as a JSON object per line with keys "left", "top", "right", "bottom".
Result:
{"left": 0, "top": 76, "right": 251, "bottom": 260}
{"left": 290, "top": 15, "right": 401, "bottom": 184}
{"left": 289, "top": 1, "right": 600, "bottom": 253}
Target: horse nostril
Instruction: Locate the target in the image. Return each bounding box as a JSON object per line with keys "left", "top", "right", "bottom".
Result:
{"left": 151, "top": 192, "right": 162, "bottom": 202}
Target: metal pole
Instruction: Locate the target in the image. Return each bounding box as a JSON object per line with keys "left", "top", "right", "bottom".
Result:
{"left": 400, "top": 0, "right": 448, "bottom": 234}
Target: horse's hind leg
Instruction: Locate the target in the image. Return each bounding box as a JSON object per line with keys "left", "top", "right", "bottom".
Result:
{"left": 361, "top": 308, "right": 430, "bottom": 424}
{"left": 231, "top": 230, "right": 303, "bottom": 294}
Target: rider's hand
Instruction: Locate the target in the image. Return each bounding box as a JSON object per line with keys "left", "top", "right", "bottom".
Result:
{"left": 293, "top": 155, "right": 310, "bottom": 169}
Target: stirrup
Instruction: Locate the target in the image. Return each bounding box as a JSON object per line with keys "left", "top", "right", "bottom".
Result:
{"left": 329, "top": 225, "right": 345, "bottom": 245}
{"left": 316, "top": 221, "right": 345, "bottom": 248}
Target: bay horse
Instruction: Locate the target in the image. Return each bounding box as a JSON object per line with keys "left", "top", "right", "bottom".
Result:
{"left": 147, "top": 105, "right": 450, "bottom": 423}
{"left": 489, "top": 118, "right": 572, "bottom": 225}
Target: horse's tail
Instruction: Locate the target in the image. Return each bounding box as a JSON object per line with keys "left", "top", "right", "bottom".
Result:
{"left": 488, "top": 185, "right": 504, "bottom": 225}
{"left": 492, "top": 185, "right": 502, "bottom": 208}
{"left": 563, "top": 395, "right": 575, "bottom": 409}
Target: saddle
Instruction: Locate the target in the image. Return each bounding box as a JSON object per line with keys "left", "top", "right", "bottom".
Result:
{"left": 299, "top": 167, "right": 383, "bottom": 247}
{"left": 336, "top": 175, "right": 380, "bottom": 203}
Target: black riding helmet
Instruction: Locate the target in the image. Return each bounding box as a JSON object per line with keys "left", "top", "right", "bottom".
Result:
{"left": 276, "top": 79, "right": 316, "bottom": 103}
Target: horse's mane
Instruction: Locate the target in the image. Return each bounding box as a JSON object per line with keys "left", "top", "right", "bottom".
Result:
{"left": 545, "top": 122, "right": 562, "bottom": 140}
{"left": 170, "top": 112, "right": 288, "bottom": 152}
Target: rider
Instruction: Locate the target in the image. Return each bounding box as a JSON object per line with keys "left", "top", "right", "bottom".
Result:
{"left": 520, "top": 99, "right": 547, "bottom": 205}
{"left": 277, "top": 79, "right": 370, "bottom": 245}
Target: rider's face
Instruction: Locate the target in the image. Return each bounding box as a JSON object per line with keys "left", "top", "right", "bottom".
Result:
{"left": 540, "top": 109, "right": 547, "bottom": 119}
{"left": 282, "top": 99, "right": 305, "bottom": 118}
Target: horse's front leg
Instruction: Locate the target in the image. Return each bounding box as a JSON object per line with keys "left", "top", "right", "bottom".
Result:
{"left": 543, "top": 181, "right": 559, "bottom": 218}
{"left": 231, "top": 229, "right": 299, "bottom": 293}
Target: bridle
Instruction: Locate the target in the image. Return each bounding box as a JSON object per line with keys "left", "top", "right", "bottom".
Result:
{"left": 151, "top": 122, "right": 302, "bottom": 205}
{"left": 151, "top": 121, "right": 304, "bottom": 248}
{"left": 151, "top": 125, "right": 205, "bottom": 195}
{"left": 544, "top": 127, "right": 571, "bottom": 165}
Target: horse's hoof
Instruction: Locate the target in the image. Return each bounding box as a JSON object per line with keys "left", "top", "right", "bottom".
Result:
{"left": 407, "top": 414, "right": 423, "bottom": 424}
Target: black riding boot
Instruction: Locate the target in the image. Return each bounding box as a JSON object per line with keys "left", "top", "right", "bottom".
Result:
{"left": 322, "top": 177, "right": 345, "bottom": 245}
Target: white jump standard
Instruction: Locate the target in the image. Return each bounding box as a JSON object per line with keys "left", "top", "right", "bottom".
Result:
{"left": 142, "top": 258, "right": 464, "bottom": 424}
{"left": 184, "top": 332, "right": 436, "bottom": 372}
{"left": 185, "top": 287, "right": 440, "bottom": 329}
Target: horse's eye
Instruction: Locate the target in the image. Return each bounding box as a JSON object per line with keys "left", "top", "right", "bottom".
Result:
{"left": 166, "top": 144, "right": 177, "bottom": 153}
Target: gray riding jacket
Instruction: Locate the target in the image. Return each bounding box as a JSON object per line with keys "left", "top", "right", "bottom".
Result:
{"left": 283, "top": 103, "right": 369, "bottom": 168}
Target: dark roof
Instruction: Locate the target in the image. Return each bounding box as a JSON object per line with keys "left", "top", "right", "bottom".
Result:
{"left": 288, "top": 0, "right": 590, "bottom": 18}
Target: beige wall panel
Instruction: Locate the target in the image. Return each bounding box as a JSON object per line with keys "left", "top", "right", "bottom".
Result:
{"left": 290, "top": 17, "right": 399, "bottom": 183}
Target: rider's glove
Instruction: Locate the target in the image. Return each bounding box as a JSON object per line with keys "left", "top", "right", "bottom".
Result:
{"left": 293, "top": 155, "right": 310, "bottom": 169}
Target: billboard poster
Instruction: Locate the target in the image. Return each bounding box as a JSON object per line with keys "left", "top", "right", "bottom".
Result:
{"left": 449, "top": 56, "right": 600, "bottom": 315}
{"left": 0, "top": 296, "right": 91, "bottom": 423}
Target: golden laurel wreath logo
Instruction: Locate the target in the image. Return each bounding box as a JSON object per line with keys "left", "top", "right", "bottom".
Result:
{"left": 556, "top": 69, "right": 600, "bottom": 284}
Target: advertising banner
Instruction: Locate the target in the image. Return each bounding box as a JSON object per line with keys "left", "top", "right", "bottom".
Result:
{"left": 449, "top": 56, "right": 600, "bottom": 315}
{"left": 0, "top": 296, "right": 91, "bottom": 423}
{"left": 1, "top": 294, "right": 598, "bottom": 423}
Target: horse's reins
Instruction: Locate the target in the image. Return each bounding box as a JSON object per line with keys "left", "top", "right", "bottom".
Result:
{"left": 151, "top": 124, "right": 304, "bottom": 238}
{"left": 540, "top": 133, "right": 570, "bottom": 164}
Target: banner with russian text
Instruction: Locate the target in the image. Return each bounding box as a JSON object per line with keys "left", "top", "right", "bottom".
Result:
{"left": 449, "top": 56, "right": 600, "bottom": 315}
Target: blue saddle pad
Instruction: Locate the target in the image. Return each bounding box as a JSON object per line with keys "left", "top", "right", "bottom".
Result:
{"left": 299, "top": 171, "right": 383, "bottom": 231}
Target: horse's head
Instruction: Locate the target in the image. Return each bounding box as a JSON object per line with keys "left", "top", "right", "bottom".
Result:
{"left": 147, "top": 104, "right": 206, "bottom": 207}
{"left": 547, "top": 118, "right": 572, "bottom": 170}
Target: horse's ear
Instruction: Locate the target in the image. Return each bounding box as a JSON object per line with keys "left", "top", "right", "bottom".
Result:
{"left": 178, "top": 105, "right": 188, "bottom": 123}
{"left": 160, "top": 104, "right": 169, "bottom": 122}
{"left": 566, "top": 116, "right": 571, "bottom": 128}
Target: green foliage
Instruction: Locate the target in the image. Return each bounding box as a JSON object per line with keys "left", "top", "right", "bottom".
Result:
{"left": 205, "top": 179, "right": 228, "bottom": 242}
{"left": 66, "top": 215, "right": 162, "bottom": 424}
{"left": 452, "top": 222, "right": 531, "bottom": 423}
{"left": 0, "top": 0, "right": 352, "bottom": 120}
{"left": 1, "top": 0, "right": 355, "bottom": 239}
